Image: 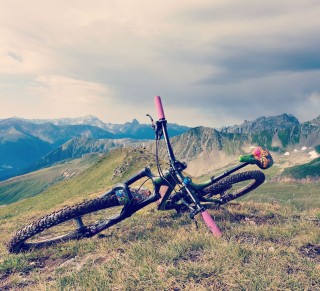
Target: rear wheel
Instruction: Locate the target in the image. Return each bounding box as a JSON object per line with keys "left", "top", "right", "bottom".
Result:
{"left": 7, "top": 194, "right": 123, "bottom": 253}
{"left": 202, "top": 170, "right": 265, "bottom": 204}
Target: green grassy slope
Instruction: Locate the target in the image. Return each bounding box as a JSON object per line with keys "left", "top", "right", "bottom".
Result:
{"left": 0, "top": 148, "right": 319, "bottom": 290}
{"left": 0, "top": 154, "right": 103, "bottom": 206}
{"left": 241, "top": 181, "right": 320, "bottom": 210}
{"left": 0, "top": 148, "right": 155, "bottom": 220}
{"left": 281, "top": 157, "right": 320, "bottom": 179}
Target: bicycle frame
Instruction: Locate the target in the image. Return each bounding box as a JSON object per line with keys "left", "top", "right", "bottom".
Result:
{"left": 95, "top": 96, "right": 273, "bottom": 238}
{"left": 7, "top": 96, "right": 274, "bottom": 253}
{"left": 97, "top": 96, "right": 257, "bottom": 238}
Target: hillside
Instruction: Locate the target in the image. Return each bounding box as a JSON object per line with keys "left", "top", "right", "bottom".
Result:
{"left": 280, "top": 157, "right": 320, "bottom": 180}
{"left": 222, "top": 114, "right": 320, "bottom": 151}
{"left": 0, "top": 154, "right": 103, "bottom": 206}
{"left": 29, "top": 116, "right": 191, "bottom": 139}
{"left": 148, "top": 114, "right": 320, "bottom": 176}
{"left": 0, "top": 148, "right": 319, "bottom": 289}
{"left": 30, "top": 137, "right": 146, "bottom": 171}
{"left": 0, "top": 117, "right": 189, "bottom": 181}
{"left": 0, "top": 148, "right": 156, "bottom": 214}
{"left": 0, "top": 127, "right": 53, "bottom": 180}
{"left": 169, "top": 127, "right": 249, "bottom": 175}
{"left": 1, "top": 113, "right": 319, "bottom": 182}
{"left": 221, "top": 113, "right": 300, "bottom": 134}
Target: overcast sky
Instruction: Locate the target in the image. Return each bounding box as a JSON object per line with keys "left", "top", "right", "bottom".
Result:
{"left": 1, "top": 0, "right": 320, "bottom": 127}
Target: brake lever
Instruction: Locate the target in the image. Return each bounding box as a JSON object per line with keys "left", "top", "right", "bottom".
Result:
{"left": 146, "top": 114, "right": 155, "bottom": 130}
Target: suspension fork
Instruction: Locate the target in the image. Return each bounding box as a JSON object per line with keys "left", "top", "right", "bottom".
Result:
{"left": 154, "top": 96, "right": 222, "bottom": 237}
{"left": 156, "top": 119, "right": 203, "bottom": 213}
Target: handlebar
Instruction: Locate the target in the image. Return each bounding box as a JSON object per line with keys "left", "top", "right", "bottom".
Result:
{"left": 154, "top": 96, "right": 166, "bottom": 120}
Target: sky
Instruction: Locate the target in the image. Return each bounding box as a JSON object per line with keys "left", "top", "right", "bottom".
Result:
{"left": 1, "top": 0, "right": 320, "bottom": 127}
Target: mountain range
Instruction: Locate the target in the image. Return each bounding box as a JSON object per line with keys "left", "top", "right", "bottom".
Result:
{"left": 0, "top": 117, "right": 189, "bottom": 181}
{"left": 152, "top": 113, "right": 320, "bottom": 175}
{"left": 0, "top": 113, "right": 319, "bottom": 181}
{"left": 221, "top": 114, "right": 320, "bottom": 151}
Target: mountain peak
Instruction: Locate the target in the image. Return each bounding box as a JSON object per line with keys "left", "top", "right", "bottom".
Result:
{"left": 222, "top": 113, "right": 300, "bottom": 134}
{"left": 131, "top": 118, "right": 140, "bottom": 125}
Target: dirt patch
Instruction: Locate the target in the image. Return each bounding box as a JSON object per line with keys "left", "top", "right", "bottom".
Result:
{"left": 173, "top": 250, "right": 203, "bottom": 266}
{"left": 245, "top": 214, "right": 285, "bottom": 226}
{"left": 231, "top": 233, "right": 291, "bottom": 246}
{"left": 221, "top": 211, "right": 285, "bottom": 226}
{"left": 0, "top": 274, "right": 35, "bottom": 291}
{"left": 28, "top": 255, "right": 49, "bottom": 269}
{"left": 299, "top": 243, "right": 320, "bottom": 262}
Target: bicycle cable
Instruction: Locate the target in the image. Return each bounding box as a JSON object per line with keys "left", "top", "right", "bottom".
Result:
{"left": 136, "top": 177, "right": 152, "bottom": 192}
{"left": 155, "top": 131, "right": 179, "bottom": 194}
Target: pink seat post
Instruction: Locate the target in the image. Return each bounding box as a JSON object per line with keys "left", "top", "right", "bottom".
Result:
{"left": 154, "top": 96, "right": 166, "bottom": 120}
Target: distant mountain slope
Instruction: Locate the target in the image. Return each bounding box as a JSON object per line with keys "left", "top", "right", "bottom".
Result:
{"left": 31, "top": 137, "right": 146, "bottom": 170}
{"left": 172, "top": 127, "right": 248, "bottom": 160}
{"left": 0, "top": 148, "right": 155, "bottom": 206}
{"left": 0, "top": 154, "right": 102, "bottom": 206}
{"left": 0, "top": 118, "right": 115, "bottom": 145}
{"left": 0, "top": 118, "right": 117, "bottom": 181}
{"left": 221, "top": 114, "right": 320, "bottom": 150}
{"left": 28, "top": 116, "right": 191, "bottom": 139}
{"left": 150, "top": 126, "right": 249, "bottom": 176}
{"left": 0, "top": 117, "right": 189, "bottom": 181}
{"left": 280, "top": 157, "right": 320, "bottom": 180}
{"left": 221, "top": 113, "right": 300, "bottom": 134}
{"left": 0, "top": 126, "right": 53, "bottom": 180}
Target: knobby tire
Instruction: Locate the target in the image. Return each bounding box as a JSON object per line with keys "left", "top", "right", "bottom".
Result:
{"left": 7, "top": 194, "right": 121, "bottom": 253}
{"left": 202, "top": 170, "right": 265, "bottom": 204}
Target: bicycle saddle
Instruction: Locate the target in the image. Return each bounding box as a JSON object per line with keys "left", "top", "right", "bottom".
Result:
{"left": 239, "top": 146, "right": 273, "bottom": 169}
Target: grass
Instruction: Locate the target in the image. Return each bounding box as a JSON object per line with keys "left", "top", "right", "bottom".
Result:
{"left": 0, "top": 203, "right": 319, "bottom": 290}
{"left": 0, "top": 148, "right": 154, "bottom": 221}
{"left": 241, "top": 181, "right": 320, "bottom": 210}
{"left": 0, "top": 154, "right": 102, "bottom": 205}
{"left": 0, "top": 148, "right": 319, "bottom": 290}
{"left": 281, "top": 158, "right": 320, "bottom": 180}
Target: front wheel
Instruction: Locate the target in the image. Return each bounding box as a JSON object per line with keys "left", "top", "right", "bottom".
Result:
{"left": 7, "top": 194, "right": 124, "bottom": 253}
{"left": 201, "top": 170, "right": 265, "bottom": 204}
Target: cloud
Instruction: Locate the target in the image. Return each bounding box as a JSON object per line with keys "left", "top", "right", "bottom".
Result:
{"left": 0, "top": 1, "right": 320, "bottom": 127}
{"left": 29, "top": 75, "right": 112, "bottom": 104}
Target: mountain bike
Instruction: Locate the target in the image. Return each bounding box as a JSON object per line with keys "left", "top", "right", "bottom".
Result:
{"left": 8, "top": 96, "right": 273, "bottom": 253}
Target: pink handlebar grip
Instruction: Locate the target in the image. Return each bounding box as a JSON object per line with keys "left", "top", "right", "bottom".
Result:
{"left": 154, "top": 96, "right": 166, "bottom": 120}
{"left": 201, "top": 210, "right": 222, "bottom": 238}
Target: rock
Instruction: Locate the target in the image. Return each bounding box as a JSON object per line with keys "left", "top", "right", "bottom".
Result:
{"left": 268, "top": 247, "right": 275, "bottom": 253}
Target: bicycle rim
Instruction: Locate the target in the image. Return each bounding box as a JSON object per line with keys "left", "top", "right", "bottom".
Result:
{"left": 29, "top": 206, "right": 123, "bottom": 244}
{"left": 202, "top": 171, "right": 265, "bottom": 204}
{"left": 8, "top": 194, "right": 123, "bottom": 252}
